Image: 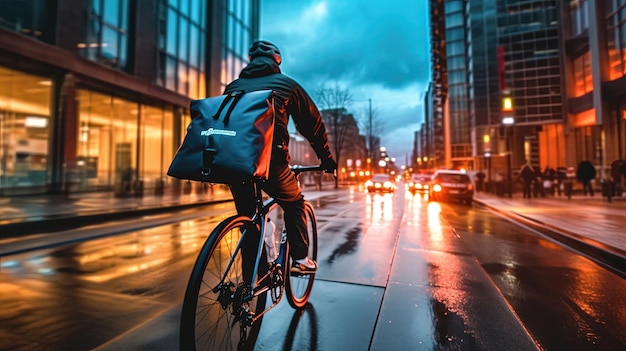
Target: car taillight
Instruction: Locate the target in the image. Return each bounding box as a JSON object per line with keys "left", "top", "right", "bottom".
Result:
{"left": 433, "top": 184, "right": 442, "bottom": 192}
{"left": 467, "top": 183, "right": 473, "bottom": 191}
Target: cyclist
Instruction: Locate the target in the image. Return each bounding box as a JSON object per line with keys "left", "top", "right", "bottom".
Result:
{"left": 223, "top": 40, "right": 337, "bottom": 274}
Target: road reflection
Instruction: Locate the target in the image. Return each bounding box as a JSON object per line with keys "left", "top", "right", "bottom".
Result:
{"left": 365, "top": 192, "right": 394, "bottom": 221}
{"left": 1, "top": 216, "right": 221, "bottom": 284}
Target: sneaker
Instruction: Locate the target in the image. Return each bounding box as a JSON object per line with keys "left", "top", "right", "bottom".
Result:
{"left": 290, "top": 256, "right": 317, "bottom": 274}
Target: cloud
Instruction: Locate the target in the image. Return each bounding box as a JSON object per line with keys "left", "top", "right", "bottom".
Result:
{"left": 260, "top": 0, "right": 430, "bottom": 162}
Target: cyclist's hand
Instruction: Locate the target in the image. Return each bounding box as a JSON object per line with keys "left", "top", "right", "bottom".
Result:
{"left": 320, "top": 157, "right": 337, "bottom": 174}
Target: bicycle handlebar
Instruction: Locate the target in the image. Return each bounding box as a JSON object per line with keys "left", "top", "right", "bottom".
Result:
{"left": 290, "top": 165, "right": 338, "bottom": 178}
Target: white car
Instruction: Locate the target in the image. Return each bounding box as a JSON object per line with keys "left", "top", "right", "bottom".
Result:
{"left": 365, "top": 174, "right": 395, "bottom": 193}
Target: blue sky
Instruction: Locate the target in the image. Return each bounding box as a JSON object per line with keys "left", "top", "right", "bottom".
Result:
{"left": 260, "top": 0, "right": 431, "bottom": 165}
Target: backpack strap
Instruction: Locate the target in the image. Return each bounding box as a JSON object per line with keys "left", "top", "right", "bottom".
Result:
{"left": 212, "top": 90, "right": 244, "bottom": 124}
{"left": 222, "top": 91, "right": 244, "bottom": 125}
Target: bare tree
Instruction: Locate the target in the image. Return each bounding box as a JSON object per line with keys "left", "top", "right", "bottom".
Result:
{"left": 356, "top": 104, "right": 385, "bottom": 162}
{"left": 315, "top": 82, "right": 353, "bottom": 188}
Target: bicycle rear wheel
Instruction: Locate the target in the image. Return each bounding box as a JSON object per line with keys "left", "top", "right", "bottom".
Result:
{"left": 285, "top": 201, "right": 317, "bottom": 309}
{"left": 180, "top": 215, "right": 268, "bottom": 351}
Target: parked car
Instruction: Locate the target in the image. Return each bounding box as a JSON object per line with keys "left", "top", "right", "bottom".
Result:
{"left": 407, "top": 173, "right": 431, "bottom": 194}
{"left": 428, "top": 170, "right": 473, "bottom": 204}
{"left": 365, "top": 173, "right": 395, "bottom": 193}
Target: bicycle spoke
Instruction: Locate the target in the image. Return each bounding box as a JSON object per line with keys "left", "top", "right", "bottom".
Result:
{"left": 180, "top": 216, "right": 266, "bottom": 351}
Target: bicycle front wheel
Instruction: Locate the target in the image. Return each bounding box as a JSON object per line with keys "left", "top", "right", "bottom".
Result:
{"left": 180, "top": 215, "right": 267, "bottom": 351}
{"left": 285, "top": 201, "right": 317, "bottom": 309}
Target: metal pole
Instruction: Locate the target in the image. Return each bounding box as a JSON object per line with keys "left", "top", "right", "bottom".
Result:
{"left": 507, "top": 126, "right": 512, "bottom": 198}
{"left": 368, "top": 98, "right": 372, "bottom": 162}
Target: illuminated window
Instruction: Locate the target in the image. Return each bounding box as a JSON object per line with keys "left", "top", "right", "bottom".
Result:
{"left": 158, "top": 0, "right": 206, "bottom": 99}
{"left": 80, "top": 0, "right": 129, "bottom": 70}
{"left": 0, "top": 66, "right": 52, "bottom": 189}
{"left": 0, "top": 1, "right": 52, "bottom": 42}
{"left": 572, "top": 52, "right": 593, "bottom": 97}
{"left": 222, "top": 0, "right": 254, "bottom": 90}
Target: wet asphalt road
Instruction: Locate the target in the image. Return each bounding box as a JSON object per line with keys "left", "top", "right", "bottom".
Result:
{"left": 1, "top": 186, "right": 625, "bottom": 350}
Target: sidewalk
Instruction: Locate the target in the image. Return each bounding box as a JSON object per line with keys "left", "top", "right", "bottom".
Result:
{"left": 0, "top": 184, "right": 235, "bottom": 238}
{"left": 473, "top": 191, "right": 626, "bottom": 273}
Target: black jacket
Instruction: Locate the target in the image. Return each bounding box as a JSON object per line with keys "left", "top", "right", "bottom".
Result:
{"left": 576, "top": 160, "right": 596, "bottom": 181}
{"left": 223, "top": 57, "right": 330, "bottom": 165}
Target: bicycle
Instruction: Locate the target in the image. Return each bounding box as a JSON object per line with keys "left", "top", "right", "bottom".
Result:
{"left": 179, "top": 165, "right": 327, "bottom": 351}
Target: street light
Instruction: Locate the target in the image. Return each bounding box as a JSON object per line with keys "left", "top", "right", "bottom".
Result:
{"left": 502, "top": 115, "right": 514, "bottom": 199}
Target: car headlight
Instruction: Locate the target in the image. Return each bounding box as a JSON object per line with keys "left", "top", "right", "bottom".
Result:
{"left": 365, "top": 180, "right": 373, "bottom": 187}
{"left": 433, "top": 184, "right": 442, "bottom": 192}
{"left": 384, "top": 181, "right": 392, "bottom": 188}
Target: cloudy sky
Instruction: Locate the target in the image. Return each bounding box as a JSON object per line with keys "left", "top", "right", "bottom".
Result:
{"left": 259, "top": 0, "right": 431, "bottom": 165}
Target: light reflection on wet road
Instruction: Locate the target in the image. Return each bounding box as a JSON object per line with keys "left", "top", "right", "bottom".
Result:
{"left": 0, "top": 186, "right": 624, "bottom": 350}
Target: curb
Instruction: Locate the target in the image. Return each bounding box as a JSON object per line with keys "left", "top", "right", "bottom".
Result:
{"left": 474, "top": 199, "right": 626, "bottom": 278}
{"left": 0, "top": 198, "right": 233, "bottom": 239}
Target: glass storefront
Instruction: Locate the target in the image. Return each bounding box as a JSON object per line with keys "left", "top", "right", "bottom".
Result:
{"left": 0, "top": 66, "right": 52, "bottom": 193}
{"left": 140, "top": 104, "right": 174, "bottom": 188}
{"left": 76, "top": 89, "right": 176, "bottom": 194}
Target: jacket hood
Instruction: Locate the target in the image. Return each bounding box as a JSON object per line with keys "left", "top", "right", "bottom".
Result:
{"left": 240, "top": 56, "right": 281, "bottom": 78}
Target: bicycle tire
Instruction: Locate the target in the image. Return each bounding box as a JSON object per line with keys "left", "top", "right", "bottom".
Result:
{"left": 285, "top": 201, "right": 317, "bottom": 309}
{"left": 179, "top": 215, "right": 268, "bottom": 351}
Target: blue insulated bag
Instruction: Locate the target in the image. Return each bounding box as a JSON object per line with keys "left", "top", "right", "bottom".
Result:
{"left": 167, "top": 90, "right": 275, "bottom": 183}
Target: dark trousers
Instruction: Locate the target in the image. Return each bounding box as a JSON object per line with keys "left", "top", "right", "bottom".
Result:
{"left": 522, "top": 180, "right": 533, "bottom": 198}
{"left": 229, "top": 162, "right": 309, "bottom": 261}
{"left": 582, "top": 180, "right": 594, "bottom": 196}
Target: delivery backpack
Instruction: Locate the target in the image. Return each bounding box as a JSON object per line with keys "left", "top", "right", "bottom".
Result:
{"left": 167, "top": 90, "right": 275, "bottom": 184}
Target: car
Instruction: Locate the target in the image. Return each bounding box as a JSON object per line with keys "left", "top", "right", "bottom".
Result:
{"left": 407, "top": 173, "right": 431, "bottom": 194}
{"left": 365, "top": 173, "right": 395, "bottom": 193}
{"left": 428, "top": 170, "right": 473, "bottom": 204}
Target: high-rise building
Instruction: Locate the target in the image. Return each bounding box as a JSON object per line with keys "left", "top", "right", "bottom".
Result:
{"left": 0, "top": 0, "right": 259, "bottom": 196}
{"left": 427, "top": 0, "right": 448, "bottom": 169}
{"left": 445, "top": 0, "right": 472, "bottom": 169}
{"left": 429, "top": 0, "right": 563, "bottom": 173}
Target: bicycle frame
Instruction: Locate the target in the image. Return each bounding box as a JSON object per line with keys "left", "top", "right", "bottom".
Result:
{"left": 214, "top": 165, "right": 327, "bottom": 321}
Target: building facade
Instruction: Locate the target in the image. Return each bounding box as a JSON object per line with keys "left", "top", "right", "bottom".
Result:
{"left": 0, "top": 0, "right": 259, "bottom": 196}
{"left": 563, "top": 0, "right": 626, "bottom": 177}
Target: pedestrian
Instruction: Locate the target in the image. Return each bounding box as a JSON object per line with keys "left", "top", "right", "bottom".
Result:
{"left": 544, "top": 165, "right": 556, "bottom": 196}
{"left": 493, "top": 172, "right": 505, "bottom": 196}
{"left": 223, "top": 40, "right": 337, "bottom": 274}
{"left": 520, "top": 160, "right": 535, "bottom": 199}
{"left": 533, "top": 165, "right": 545, "bottom": 198}
{"left": 556, "top": 166, "right": 567, "bottom": 196}
{"left": 576, "top": 160, "right": 596, "bottom": 196}
{"left": 475, "top": 171, "right": 486, "bottom": 193}
{"left": 611, "top": 159, "right": 623, "bottom": 196}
